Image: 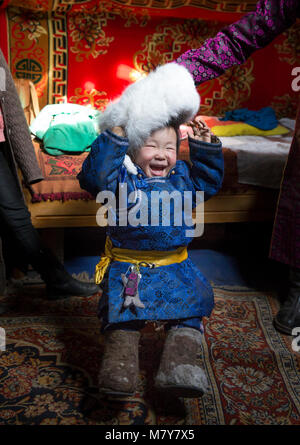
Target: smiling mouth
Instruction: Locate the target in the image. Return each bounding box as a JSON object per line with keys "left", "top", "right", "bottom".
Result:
{"left": 149, "top": 165, "right": 167, "bottom": 176}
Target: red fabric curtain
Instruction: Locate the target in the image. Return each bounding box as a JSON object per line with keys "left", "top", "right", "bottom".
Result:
{"left": 0, "top": 1, "right": 298, "bottom": 118}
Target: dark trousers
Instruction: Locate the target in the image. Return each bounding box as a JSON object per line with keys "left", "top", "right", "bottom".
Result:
{"left": 102, "top": 319, "right": 204, "bottom": 334}
{"left": 0, "top": 143, "right": 42, "bottom": 267}
{"left": 0, "top": 143, "right": 98, "bottom": 298}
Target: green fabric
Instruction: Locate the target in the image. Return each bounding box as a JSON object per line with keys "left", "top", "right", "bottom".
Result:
{"left": 30, "top": 104, "right": 101, "bottom": 155}
{"left": 43, "top": 113, "right": 98, "bottom": 155}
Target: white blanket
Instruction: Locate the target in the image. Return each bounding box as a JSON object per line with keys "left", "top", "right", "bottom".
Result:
{"left": 219, "top": 119, "right": 295, "bottom": 189}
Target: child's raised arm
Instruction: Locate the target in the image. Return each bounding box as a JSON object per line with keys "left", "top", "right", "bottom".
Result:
{"left": 77, "top": 128, "right": 128, "bottom": 197}
{"left": 186, "top": 117, "right": 212, "bottom": 143}
{"left": 186, "top": 118, "right": 224, "bottom": 201}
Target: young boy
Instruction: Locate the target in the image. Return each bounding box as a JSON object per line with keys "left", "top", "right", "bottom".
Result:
{"left": 78, "top": 63, "right": 224, "bottom": 398}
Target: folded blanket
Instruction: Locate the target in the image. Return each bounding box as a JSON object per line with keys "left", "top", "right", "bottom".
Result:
{"left": 220, "top": 107, "right": 278, "bottom": 131}
{"left": 30, "top": 104, "right": 101, "bottom": 155}
{"left": 218, "top": 118, "right": 294, "bottom": 189}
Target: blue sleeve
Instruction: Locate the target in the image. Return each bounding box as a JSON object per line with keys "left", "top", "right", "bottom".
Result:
{"left": 77, "top": 129, "right": 129, "bottom": 197}
{"left": 188, "top": 136, "right": 224, "bottom": 201}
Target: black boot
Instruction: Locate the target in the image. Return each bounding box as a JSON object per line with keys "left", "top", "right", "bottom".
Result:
{"left": 29, "top": 247, "right": 100, "bottom": 300}
{"left": 274, "top": 266, "right": 300, "bottom": 335}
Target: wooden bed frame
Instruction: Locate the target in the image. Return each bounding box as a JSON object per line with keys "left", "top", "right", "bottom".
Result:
{"left": 24, "top": 185, "right": 279, "bottom": 229}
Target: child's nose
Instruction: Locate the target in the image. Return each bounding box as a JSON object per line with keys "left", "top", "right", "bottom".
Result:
{"left": 155, "top": 150, "right": 166, "bottom": 159}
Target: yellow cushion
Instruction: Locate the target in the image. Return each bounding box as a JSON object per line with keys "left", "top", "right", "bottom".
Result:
{"left": 211, "top": 122, "right": 290, "bottom": 137}
{"left": 199, "top": 115, "right": 290, "bottom": 137}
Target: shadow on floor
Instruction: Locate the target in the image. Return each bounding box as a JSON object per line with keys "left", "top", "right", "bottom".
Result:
{"left": 63, "top": 222, "right": 289, "bottom": 293}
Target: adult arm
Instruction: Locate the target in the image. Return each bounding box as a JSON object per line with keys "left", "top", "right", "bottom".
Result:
{"left": 176, "top": 0, "right": 299, "bottom": 85}
{"left": 0, "top": 49, "right": 43, "bottom": 184}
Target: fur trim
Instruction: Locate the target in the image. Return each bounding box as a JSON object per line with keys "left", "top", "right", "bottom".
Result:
{"left": 99, "top": 63, "right": 200, "bottom": 151}
{"left": 156, "top": 364, "right": 209, "bottom": 392}
{"left": 123, "top": 154, "right": 138, "bottom": 175}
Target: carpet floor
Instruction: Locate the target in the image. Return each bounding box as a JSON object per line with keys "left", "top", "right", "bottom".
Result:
{"left": 0, "top": 279, "right": 299, "bottom": 425}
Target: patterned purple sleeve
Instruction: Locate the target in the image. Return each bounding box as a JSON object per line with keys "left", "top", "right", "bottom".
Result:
{"left": 176, "top": 0, "right": 299, "bottom": 85}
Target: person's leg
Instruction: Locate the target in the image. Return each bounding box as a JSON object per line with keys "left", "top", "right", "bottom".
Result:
{"left": 0, "top": 237, "right": 5, "bottom": 294}
{"left": 274, "top": 266, "right": 300, "bottom": 335}
{"left": 0, "top": 145, "right": 100, "bottom": 300}
{"left": 0, "top": 237, "right": 7, "bottom": 314}
{"left": 154, "top": 318, "right": 209, "bottom": 398}
{"left": 169, "top": 317, "right": 204, "bottom": 333}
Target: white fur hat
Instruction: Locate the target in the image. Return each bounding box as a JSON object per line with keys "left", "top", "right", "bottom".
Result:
{"left": 98, "top": 63, "right": 200, "bottom": 153}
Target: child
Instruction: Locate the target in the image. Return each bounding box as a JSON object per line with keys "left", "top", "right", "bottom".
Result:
{"left": 78, "top": 63, "right": 224, "bottom": 398}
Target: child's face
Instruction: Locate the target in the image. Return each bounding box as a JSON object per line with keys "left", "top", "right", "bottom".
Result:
{"left": 134, "top": 127, "right": 177, "bottom": 178}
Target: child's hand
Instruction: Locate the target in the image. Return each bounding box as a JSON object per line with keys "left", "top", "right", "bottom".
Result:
{"left": 186, "top": 117, "right": 211, "bottom": 143}
{"left": 112, "top": 126, "right": 126, "bottom": 137}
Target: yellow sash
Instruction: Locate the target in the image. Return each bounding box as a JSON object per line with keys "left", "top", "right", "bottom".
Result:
{"left": 95, "top": 236, "right": 188, "bottom": 284}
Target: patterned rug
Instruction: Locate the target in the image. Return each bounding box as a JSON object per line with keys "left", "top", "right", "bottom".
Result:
{"left": 0, "top": 279, "right": 300, "bottom": 425}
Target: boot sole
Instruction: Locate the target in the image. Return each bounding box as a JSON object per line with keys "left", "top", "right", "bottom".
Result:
{"left": 155, "top": 383, "right": 204, "bottom": 399}
{"left": 273, "top": 318, "right": 293, "bottom": 336}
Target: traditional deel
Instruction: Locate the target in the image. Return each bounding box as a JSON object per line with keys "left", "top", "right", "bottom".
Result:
{"left": 78, "top": 130, "right": 224, "bottom": 325}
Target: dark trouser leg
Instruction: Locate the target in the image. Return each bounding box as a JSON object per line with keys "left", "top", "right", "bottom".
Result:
{"left": 0, "top": 237, "right": 8, "bottom": 314}
{"left": 0, "top": 237, "right": 5, "bottom": 295}
{"left": 0, "top": 145, "right": 100, "bottom": 299}
{"left": 274, "top": 266, "right": 300, "bottom": 335}
{"left": 166, "top": 317, "right": 204, "bottom": 333}
{"left": 0, "top": 146, "right": 42, "bottom": 258}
